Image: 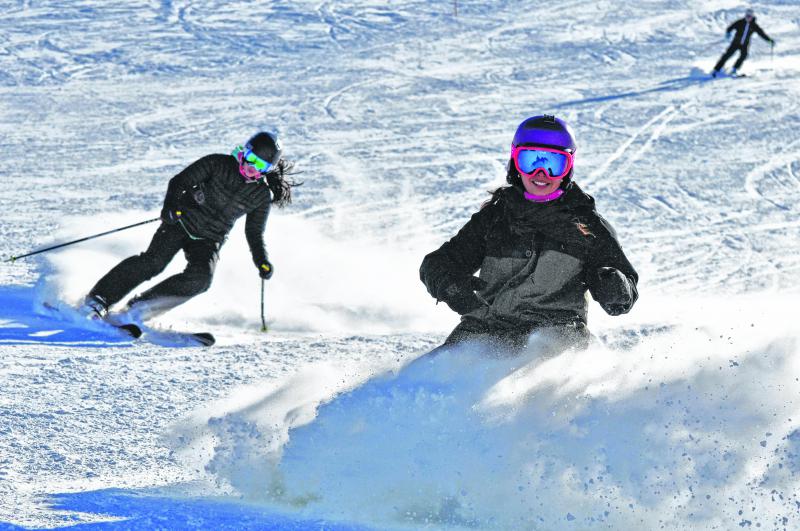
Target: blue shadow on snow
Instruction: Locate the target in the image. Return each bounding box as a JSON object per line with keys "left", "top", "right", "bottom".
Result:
{"left": 0, "top": 488, "right": 368, "bottom": 530}
{"left": 554, "top": 69, "right": 713, "bottom": 108}
{"left": 0, "top": 285, "right": 133, "bottom": 348}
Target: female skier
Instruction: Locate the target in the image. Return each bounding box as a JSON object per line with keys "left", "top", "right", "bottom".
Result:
{"left": 83, "top": 131, "right": 296, "bottom": 320}
{"left": 420, "top": 115, "right": 638, "bottom": 351}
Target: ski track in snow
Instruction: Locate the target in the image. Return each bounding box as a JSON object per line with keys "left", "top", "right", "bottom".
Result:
{"left": 1, "top": 0, "right": 800, "bottom": 529}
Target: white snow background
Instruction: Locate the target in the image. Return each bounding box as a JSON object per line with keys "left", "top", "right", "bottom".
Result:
{"left": 1, "top": 0, "right": 800, "bottom": 529}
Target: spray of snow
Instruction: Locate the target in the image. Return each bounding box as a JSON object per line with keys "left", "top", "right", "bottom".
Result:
{"left": 41, "top": 210, "right": 455, "bottom": 339}
{"left": 169, "top": 293, "right": 800, "bottom": 529}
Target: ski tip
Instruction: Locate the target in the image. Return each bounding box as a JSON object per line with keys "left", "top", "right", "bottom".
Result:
{"left": 192, "top": 332, "right": 216, "bottom": 346}
{"left": 118, "top": 324, "right": 143, "bottom": 339}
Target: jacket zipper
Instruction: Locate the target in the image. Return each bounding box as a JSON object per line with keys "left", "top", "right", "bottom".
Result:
{"left": 528, "top": 234, "right": 542, "bottom": 283}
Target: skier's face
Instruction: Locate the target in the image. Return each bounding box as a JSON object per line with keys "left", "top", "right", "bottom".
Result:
{"left": 239, "top": 161, "right": 262, "bottom": 180}
{"left": 511, "top": 145, "right": 572, "bottom": 198}
{"left": 237, "top": 152, "right": 265, "bottom": 181}
{"left": 521, "top": 169, "right": 563, "bottom": 197}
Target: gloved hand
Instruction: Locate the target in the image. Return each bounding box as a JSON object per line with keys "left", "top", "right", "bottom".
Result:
{"left": 770, "top": 38, "right": 776, "bottom": 46}
{"left": 258, "top": 260, "right": 274, "bottom": 280}
{"left": 161, "top": 194, "right": 182, "bottom": 224}
{"left": 441, "top": 276, "right": 488, "bottom": 315}
{"left": 160, "top": 207, "right": 181, "bottom": 225}
{"left": 591, "top": 267, "right": 633, "bottom": 316}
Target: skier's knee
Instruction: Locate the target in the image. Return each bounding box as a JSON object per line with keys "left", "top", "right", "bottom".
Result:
{"left": 132, "top": 252, "right": 170, "bottom": 278}
{"left": 184, "top": 268, "right": 213, "bottom": 294}
{"left": 195, "top": 276, "right": 212, "bottom": 294}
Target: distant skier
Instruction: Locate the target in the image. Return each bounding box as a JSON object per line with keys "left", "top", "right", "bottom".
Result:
{"left": 712, "top": 8, "right": 775, "bottom": 77}
{"left": 420, "top": 115, "right": 638, "bottom": 351}
{"left": 82, "top": 132, "right": 296, "bottom": 320}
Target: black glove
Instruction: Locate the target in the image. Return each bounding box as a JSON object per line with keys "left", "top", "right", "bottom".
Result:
{"left": 161, "top": 194, "right": 182, "bottom": 224}
{"left": 591, "top": 267, "right": 633, "bottom": 316}
{"left": 441, "top": 276, "right": 488, "bottom": 315}
{"left": 258, "top": 260, "right": 274, "bottom": 280}
{"left": 160, "top": 207, "right": 181, "bottom": 225}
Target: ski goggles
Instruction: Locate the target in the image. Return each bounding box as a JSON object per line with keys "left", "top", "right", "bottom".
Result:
{"left": 511, "top": 145, "right": 573, "bottom": 180}
{"left": 232, "top": 145, "right": 274, "bottom": 173}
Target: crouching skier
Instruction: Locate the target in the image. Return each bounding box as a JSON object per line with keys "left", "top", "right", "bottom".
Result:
{"left": 420, "top": 115, "right": 638, "bottom": 353}
{"left": 82, "top": 131, "right": 296, "bottom": 321}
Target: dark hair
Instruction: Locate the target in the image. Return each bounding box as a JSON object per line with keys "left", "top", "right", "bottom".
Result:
{"left": 505, "top": 158, "right": 523, "bottom": 188}
{"left": 265, "top": 159, "right": 302, "bottom": 207}
{"left": 482, "top": 187, "right": 507, "bottom": 210}
{"left": 481, "top": 159, "right": 522, "bottom": 209}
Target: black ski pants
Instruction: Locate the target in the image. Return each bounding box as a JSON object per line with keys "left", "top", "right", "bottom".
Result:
{"left": 89, "top": 222, "right": 220, "bottom": 315}
{"left": 714, "top": 42, "right": 749, "bottom": 72}
{"left": 429, "top": 316, "right": 593, "bottom": 356}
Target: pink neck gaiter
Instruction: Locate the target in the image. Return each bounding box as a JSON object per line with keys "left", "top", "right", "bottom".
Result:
{"left": 524, "top": 189, "right": 564, "bottom": 203}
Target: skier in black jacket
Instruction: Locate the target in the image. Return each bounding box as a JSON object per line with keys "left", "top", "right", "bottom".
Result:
{"left": 420, "top": 115, "right": 638, "bottom": 351}
{"left": 712, "top": 8, "right": 774, "bottom": 77}
{"left": 83, "top": 131, "right": 296, "bottom": 320}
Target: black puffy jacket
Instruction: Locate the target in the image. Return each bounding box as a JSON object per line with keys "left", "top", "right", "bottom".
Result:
{"left": 727, "top": 17, "right": 771, "bottom": 48}
{"left": 163, "top": 154, "right": 272, "bottom": 267}
{"left": 420, "top": 184, "right": 638, "bottom": 329}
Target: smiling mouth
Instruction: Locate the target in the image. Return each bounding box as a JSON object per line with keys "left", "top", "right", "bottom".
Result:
{"left": 531, "top": 179, "right": 549, "bottom": 187}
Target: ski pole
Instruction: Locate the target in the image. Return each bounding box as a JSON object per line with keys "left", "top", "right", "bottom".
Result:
{"left": 6, "top": 217, "right": 160, "bottom": 262}
{"left": 260, "top": 278, "right": 268, "bottom": 332}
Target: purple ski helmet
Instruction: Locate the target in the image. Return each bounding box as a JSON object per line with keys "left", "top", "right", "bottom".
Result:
{"left": 512, "top": 114, "right": 576, "bottom": 153}
{"left": 507, "top": 115, "right": 577, "bottom": 189}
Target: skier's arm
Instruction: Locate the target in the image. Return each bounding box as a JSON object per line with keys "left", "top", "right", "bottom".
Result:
{"left": 420, "top": 205, "right": 494, "bottom": 308}
{"left": 245, "top": 201, "right": 271, "bottom": 270}
{"left": 586, "top": 216, "right": 639, "bottom": 316}
{"left": 753, "top": 23, "right": 773, "bottom": 43}
{"left": 725, "top": 20, "right": 737, "bottom": 37}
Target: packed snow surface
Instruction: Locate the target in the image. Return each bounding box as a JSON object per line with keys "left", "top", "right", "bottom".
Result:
{"left": 1, "top": 0, "right": 800, "bottom": 529}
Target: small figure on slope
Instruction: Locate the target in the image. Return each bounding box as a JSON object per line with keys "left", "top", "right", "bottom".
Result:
{"left": 712, "top": 8, "right": 774, "bottom": 78}
{"left": 83, "top": 132, "right": 296, "bottom": 321}
{"left": 420, "top": 115, "right": 638, "bottom": 352}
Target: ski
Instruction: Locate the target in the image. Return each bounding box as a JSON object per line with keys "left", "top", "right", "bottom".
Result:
{"left": 116, "top": 323, "right": 143, "bottom": 339}
{"left": 42, "top": 301, "right": 141, "bottom": 339}
{"left": 40, "top": 302, "right": 214, "bottom": 346}
{"left": 710, "top": 71, "right": 748, "bottom": 79}
{"left": 119, "top": 324, "right": 216, "bottom": 347}
{"left": 189, "top": 332, "right": 216, "bottom": 346}
{"left": 95, "top": 321, "right": 215, "bottom": 346}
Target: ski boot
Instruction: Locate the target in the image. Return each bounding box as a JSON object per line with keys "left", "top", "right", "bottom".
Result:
{"left": 80, "top": 294, "right": 109, "bottom": 320}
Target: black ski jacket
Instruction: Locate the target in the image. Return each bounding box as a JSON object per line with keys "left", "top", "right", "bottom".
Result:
{"left": 162, "top": 154, "right": 272, "bottom": 267}
{"left": 420, "top": 184, "right": 638, "bottom": 330}
{"left": 727, "top": 17, "right": 771, "bottom": 48}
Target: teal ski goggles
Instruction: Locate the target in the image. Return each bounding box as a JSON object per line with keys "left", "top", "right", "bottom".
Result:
{"left": 232, "top": 145, "right": 274, "bottom": 173}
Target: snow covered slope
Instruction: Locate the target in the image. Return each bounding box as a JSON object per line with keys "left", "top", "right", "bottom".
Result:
{"left": 1, "top": 0, "right": 799, "bottom": 529}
